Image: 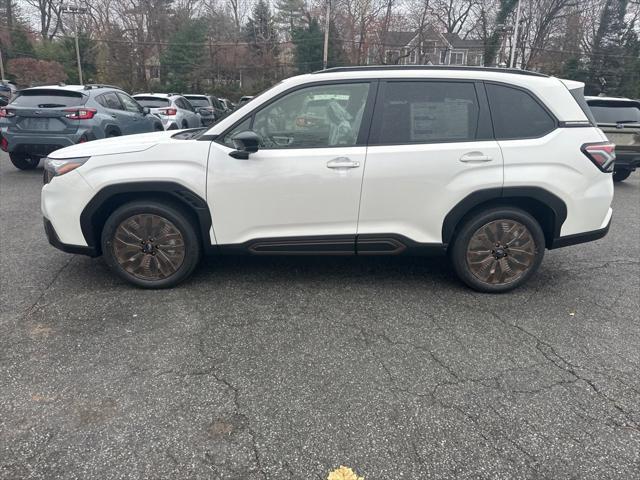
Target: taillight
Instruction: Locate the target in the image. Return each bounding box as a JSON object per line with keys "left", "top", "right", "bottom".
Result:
{"left": 0, "top": 136, "right": 8, "bottom": 152}
{"left": 0, "top": 108, "right": 15, "bottom": 118}
{"left": 64, "top": 108, "right": 97, "bottom": 120}
{"left": 160, "top": 108, "right": 177, "bottom": 116}
{"left": 582, "top": 142, "right": 616, "bottom": 172}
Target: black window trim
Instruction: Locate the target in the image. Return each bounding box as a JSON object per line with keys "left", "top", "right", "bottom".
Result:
{"left": 484, "top": 80, "right": 559, "bottom": 140}
{"left": 215, "top": 79, "right": 380, "bottom": 150}
{"left": 367, "top": 78, "right": 488, "bottom": 146}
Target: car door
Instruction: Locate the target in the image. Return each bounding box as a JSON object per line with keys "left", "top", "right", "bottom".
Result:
{"left": 116, "top": 92, "right": 148, "bottom": 133}
{"left": 357, "top": 79, "right": 503, "bottom": 247}
{"left": 97, "top": 92, "right": 130, "bottom": 131}
{"left": 207, "top": 81, "right": 376, "bottom": 250}
{"left": 181, "top": 97, "right": 201, "bottom": 127}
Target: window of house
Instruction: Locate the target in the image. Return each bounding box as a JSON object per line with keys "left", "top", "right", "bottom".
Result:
{"left": 409, "top": 50, "right": 417, "bottom": 64}
{"left": 385, "top": 49, "right": 400, "bottom": 64}
{"left": 486, "top": 84, "right": 556, "bottom": 139}
{"left": 468, "top": 53, "right": 484, "bottom": 66}
{"left": 451, "top": 51, "right": 465, "bottom": 65}
{"left": 439, "top": 50, "right": 448, "bottom": 64}
{"left": 373, "top": 81, "right": 479, "bottom": 144}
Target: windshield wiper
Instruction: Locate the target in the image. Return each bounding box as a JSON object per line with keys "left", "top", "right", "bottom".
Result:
{"left": 615, "top": 120, "right": 640, "bottom": 124}
{"left": 37, "top": 104, "right": 66, "bottom": 108}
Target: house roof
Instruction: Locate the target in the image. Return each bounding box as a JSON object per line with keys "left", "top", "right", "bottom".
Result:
{"left": 442, "top": 33, "right": 484, "bottom": 49}
{"left": 384, "top": 31, "right": 417, "bottom": 48}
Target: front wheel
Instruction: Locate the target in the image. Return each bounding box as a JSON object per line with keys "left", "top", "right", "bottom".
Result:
{"left": 9, "top": 152, "right": 40, "bottom": 170}
{"left": 450, "top": 207, "right": 545, "bottom": 293}
{"left": 101, "top": 201, "right": 201, "bottom": 288}
{"left": 612, "top": 168, "right": 632, "bottom": 182}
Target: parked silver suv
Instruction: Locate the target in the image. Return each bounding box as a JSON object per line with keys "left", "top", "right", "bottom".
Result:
{"left": 133, "top": 93, "right": 202, "bottom": 130}
{"left": 0, "top": 84, "right": 163, "bottom": 170}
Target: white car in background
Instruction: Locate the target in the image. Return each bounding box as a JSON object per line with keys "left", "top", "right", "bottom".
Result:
{"left": 42, "top": 66, "right": 613, "bottom": 292}
{"left": 133, "top": 93, "right": 201, "bottom": 130}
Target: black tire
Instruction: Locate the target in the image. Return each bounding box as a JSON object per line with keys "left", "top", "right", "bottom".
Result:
{"left": 612, "top": 168, "right": 632, "bottom": 182}
{"left": 9, "top": 152, "right": 40, "bottom": 170}
{"left": 449, "top": 207, "right": 546, "bottom": 293}
{"left": 106, "top": 130, "right": 120, "bottom": 138}
{"left": 101, "top": 200, "right": 201, "bottom": 288}
{"left": 182, "top": 121, "right": 188, "bottom": 129}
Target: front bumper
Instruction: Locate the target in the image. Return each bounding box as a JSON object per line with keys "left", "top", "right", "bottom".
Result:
{"left": 44, "top": 218, "right": 98, "bottom": 256}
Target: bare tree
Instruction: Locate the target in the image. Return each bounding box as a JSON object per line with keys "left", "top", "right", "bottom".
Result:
{"left": 24, "top": 0, "right": 64, "bottom": 39}
{"left": 429, "top": 0, "right": 479, "bottom": 36}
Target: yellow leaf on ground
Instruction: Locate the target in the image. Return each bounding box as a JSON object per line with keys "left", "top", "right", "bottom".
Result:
{"left": 327, "top": 465, "right": 364, "bottom": 480}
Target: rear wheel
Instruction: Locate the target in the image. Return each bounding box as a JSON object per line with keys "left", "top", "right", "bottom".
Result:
{"left": 101, "top": 200, "right": 201, "bottom": 288}
{"left": 450, "top": 207, "right": 545, "bottom": 293}
{"left": 613, "top": 168, "right": 632, "bottom": 182}
{"left": 9, "top": 152, "right": 40, "bottom": 170}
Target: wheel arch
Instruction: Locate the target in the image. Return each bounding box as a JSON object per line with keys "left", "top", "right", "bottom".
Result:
{"left": 442, "top": 187, "right": 567, "bottom": 249}
{"left": 80, "top": 182, "right": 212, "bottom": 255}
{"left": 104, "top": 124, "right": 122, "bottom": 137}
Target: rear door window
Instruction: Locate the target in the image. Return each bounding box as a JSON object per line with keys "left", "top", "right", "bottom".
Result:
{"left": 98, "top": 92, "right": 124, "bottom": 110}
{"left": 11, "top": 89, "right": 87, "bottom": 108}
{"left": 486, "top": 83, "right": 556, "bottom": 139}
{"left": 117, "top": 92, "right": 142, "bottom": 113}
{"left": 372, "top": 81, "right": 480, "bottom": 144}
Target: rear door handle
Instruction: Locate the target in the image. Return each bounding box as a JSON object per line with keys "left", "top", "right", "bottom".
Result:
{"left": 327, "top": 157, "right": 360, "bottom": 169}
{"left": 459, "top": 152, "right": 493, "bottom": 163}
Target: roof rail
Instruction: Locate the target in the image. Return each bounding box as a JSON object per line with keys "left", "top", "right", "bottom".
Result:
{"left": 84, "top": 84, "right": 123, "bottom": 90}
{"left": 313, "top": 65, "right": 549, "bottom": 78}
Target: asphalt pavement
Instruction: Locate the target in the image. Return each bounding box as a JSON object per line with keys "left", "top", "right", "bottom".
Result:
{"left": 1, "top": 151, "right": 639, "bottom": 479}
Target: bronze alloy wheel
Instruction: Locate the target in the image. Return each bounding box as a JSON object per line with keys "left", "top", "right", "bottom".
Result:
{"left": 466, "top": 219, "right": 537, "bottom": 285}
{"left": 112, "top": 213, "right": 186, "bottom": 280}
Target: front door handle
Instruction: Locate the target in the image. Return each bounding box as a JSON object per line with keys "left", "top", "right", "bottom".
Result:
{"left": 459, "top": 152, "right": 493, "bottom": 163}
{"left": 327, "top": 157, "right": 360, "bottom": 169}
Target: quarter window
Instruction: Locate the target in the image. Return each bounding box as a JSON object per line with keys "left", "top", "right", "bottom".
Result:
{"left": 373, "top": 81, "right": 479, "bottom": 144}
{"left": 250, "top": 83, "right": 370, "bottom": 148}
{"left": 486, "top": 84, "right": 556, "bottom": 139}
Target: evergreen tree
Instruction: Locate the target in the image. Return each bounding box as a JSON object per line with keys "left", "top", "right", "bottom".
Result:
{"left": 275, "top": 0, "right": 306, "bottom": 38}
{"left": 292, "top": 17, "right": 323, "bottom": 73}
{"left": 161, "top": 18, "right": 208, "bottom": 91}
{"left": 244, "top": 0, "right": 279, "bottom": 81}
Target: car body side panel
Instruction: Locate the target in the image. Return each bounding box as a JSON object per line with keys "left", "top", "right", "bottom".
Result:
{"left": 501, "top": 127, "right": 613, "bottom": 236}
{"left": 358, "top": 141, "right": 504, "bottom": 244}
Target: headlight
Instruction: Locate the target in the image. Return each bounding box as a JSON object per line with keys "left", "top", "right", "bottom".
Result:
{"left": 44, "top": 156, "right": 90, "bottom": 178}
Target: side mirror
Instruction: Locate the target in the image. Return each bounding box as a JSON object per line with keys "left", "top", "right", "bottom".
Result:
{"left": 229, "top": 130, "right": 261, "bottom": 159}
{"left": 142, "top": 106, "right": 150, "bottom": 115}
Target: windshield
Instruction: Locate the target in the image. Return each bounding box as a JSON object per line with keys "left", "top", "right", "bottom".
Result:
{"left": 134, "top": 97, "right": 170, "bottom": 108}
{"left": 589, "top": 102, "right": 640, "bottom": 124}
{"left": 185, "top": 97, "right": 210, "bottom": 107}
{"left": 11, "top": 89, "right": 87, "bottom": 108}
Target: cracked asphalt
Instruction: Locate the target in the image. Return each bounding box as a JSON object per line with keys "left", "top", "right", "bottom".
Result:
{"left": 1, "top": 151, "right": 639, "bottom": 480}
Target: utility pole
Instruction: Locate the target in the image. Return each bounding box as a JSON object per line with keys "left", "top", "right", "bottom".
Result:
{"left": 510, "top": 0, "right": 522, "bottom": 68}
{"left": 322, "top": 0, "right": 331, "bottom": 70}
{"left": 0, "top": 46, "right": 5, "bottom": 81}
{"left": 61, "top": 4, "right": 87, "bottom": 84}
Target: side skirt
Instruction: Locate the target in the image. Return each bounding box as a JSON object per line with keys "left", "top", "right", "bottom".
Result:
{"left": 209, "top": 234, "right": 446, "bottom": 256}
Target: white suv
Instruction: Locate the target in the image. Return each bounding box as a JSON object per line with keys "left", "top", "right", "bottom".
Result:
{"left": 42, "top": 67, "right": 614, "bottom": 292}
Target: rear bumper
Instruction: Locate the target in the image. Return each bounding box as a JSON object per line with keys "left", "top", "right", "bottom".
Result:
{"left": 550, "top": 209, "right": 612, "bottom": 249}
{"left": 1, "top": 129, "right": 94, "bottom": 157}
{"left": 44, "top": 218, "right": 98, "bottom": 256}
{"left": 614, "top": 151, "right": 640, "bottom": 170}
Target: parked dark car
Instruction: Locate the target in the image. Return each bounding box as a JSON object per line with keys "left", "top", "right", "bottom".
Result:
{"left": 184, "top": 94, "right": 227, "bottom": 126}
{"left": 0, "top": 80, "right": 17, "bottom": 102}
{"left": 586, "top": 96, "right": 640, "bottom": 182}
{"left": 0, "top": 84, "right": 163, "bottom": 170}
